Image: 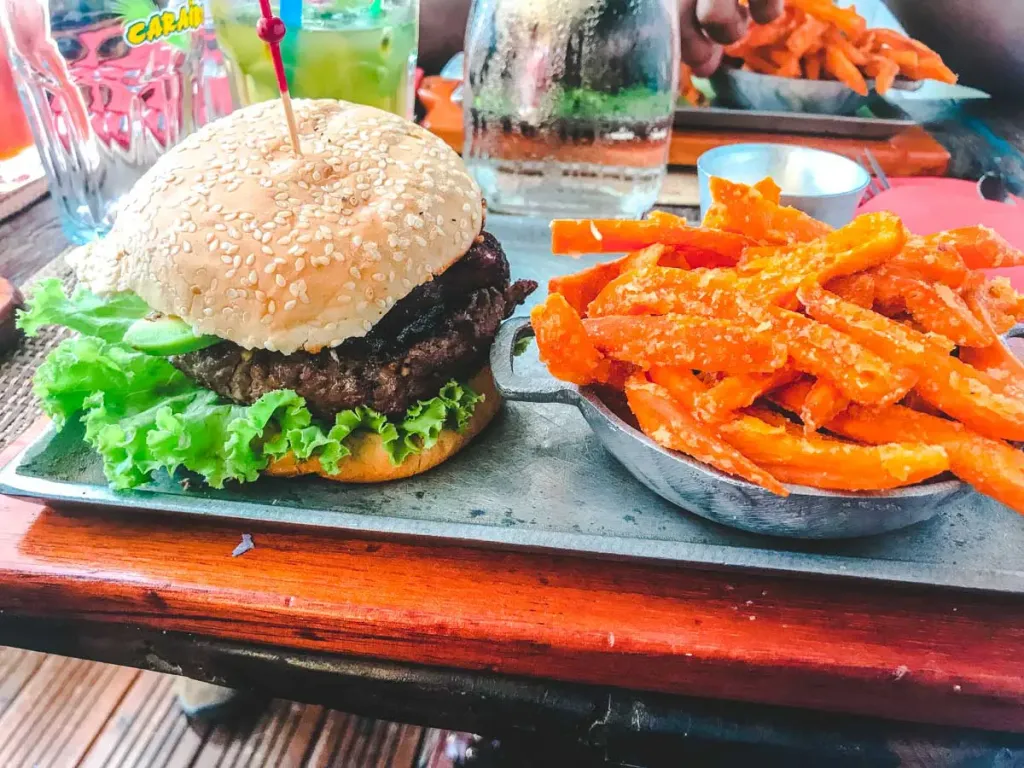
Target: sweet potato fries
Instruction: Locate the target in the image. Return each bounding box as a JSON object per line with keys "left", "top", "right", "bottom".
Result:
{"left": 721, "top": 0, "right": 957, "bottom": 95}
{"left": 535, "top": 179, "right": 1024, "bottom": 512}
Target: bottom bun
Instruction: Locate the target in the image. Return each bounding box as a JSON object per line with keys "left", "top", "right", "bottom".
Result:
{"left": 265, "top": 367, "right": 500, "bottom": 483}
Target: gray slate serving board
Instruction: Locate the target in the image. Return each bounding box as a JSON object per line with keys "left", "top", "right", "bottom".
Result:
{"left": 3, "top": 215, "right": 1024, "bottom": 595}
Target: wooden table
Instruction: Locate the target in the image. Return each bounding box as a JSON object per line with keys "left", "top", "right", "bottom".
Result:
{"left": 3, "top": 107, "right": 1024, "bottom": 763}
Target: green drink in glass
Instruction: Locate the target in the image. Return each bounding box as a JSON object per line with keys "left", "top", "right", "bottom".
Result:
{"left": 211, "top": 0, "right": 418, "bottom": 118}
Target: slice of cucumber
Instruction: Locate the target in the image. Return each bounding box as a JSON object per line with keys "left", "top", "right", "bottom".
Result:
{"left": 123, "top": 315, "right": 220, "bottom": 356}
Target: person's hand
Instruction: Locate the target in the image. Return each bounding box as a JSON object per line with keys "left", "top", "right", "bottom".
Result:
{"left": 680, "top": 0, "right": 784, "bottom": 76}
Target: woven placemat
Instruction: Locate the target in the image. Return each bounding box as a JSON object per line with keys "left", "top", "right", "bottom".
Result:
{"left": 0, "top": 254, "right": 77, "bottom": 454}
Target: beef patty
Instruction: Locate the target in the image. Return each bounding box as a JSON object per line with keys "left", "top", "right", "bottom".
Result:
{"left": 172, "top": 232, "right": 536, "bottom": 419}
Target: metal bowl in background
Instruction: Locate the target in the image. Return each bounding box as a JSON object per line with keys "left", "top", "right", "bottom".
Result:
{"left": 883, "top": 0, "right": 1021, "bottom": 98}
{"left": 710, "top": 68, "right": 921, "bottom": 116}
{"left": 698, "top": 144, "right": 870, "bottom": 227}
{"left": 712, "top": 68, "right": 870, "bottom": 115}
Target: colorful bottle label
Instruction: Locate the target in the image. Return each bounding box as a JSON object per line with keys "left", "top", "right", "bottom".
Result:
{"left": 122, "top": 0, "right": 205, "bottom": 49}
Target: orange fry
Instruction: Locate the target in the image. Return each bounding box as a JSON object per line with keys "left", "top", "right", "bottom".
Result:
{"left": 719, "top": 413, "right": 948, "bottom": 491}
{"left": 530, "top": 294, "right": 616, "bottom": 386}
{"left": 826, "top": 28, "right": 868, "bottom": 66}
{"left": 958, "top": 340, "right": 1024, "bottom": 398}
{"left": 548, "top": 244, "right": 686, "bottom": 316}
{"left": 647, "top": 365, "right": 707, "bottom": 409}
{"left": 548, "top": 260, "right": 627, "bottom": 317}
{"left": 727, "top": 12, "right": 793, "bottom": 52}
{"left": 964, "top": 275, "right": 1024, "bottom": 335}
{"left": 864, "top": 55, "right": 899, "bottom": 94}
{"left": 801, "top": 378, "right": 849, "bottom": 433}
{"left": 960, "top": 279, "right": 1024, "bottom": 394}
{"left": 825, "top": 273, "right": 875, "bottom": 308}
{"left": 772, "top": 308, "right": 916, "bottom": 405}
{"left": 872, "top": 268, "right": 995, "bottom": 348}
{"left": 828, "top": 403, "right": 1024, "bottom": 515}
{"left": 550, "top": 218, "right": 752, "bottom": 261}
{"left": 786, "top": 15, "right": 829, "bottom": 58}
{"left": 584, "top": 314, "right": 788, "bottom": 373}
{"left": 648, "top": 212, "right": 742, "bottom": 267}
{"left": 703, "top": 177, "right": 830, "bottom": 245}
{"left": 753, "top": 177, "right": 782, "bottom": 204}
{"left": 890, "top": 236, "right": 970, "bottom": 288}
{"left": 742, "top": 53, "right": 781, "bottom": 76}
{"left": 927, "top": 226, "right": 1024, "bottom": 269}
{"left": 624, "top": 376, "right": 789, "bottom": 496}
{"left": 825, "top": 44, "right": 868, "bottom": 96}
{"left": 799, "top": 283, "right": 1024, "bottom": 441}
{"left": 908, "top": 57, "right": 958, "bottom": 85}
{"left": 691, "top": 368, "right": 799, "bottom": 423}
{"left": 587, "top": 265, "right": 742, "bottom": 318}
{"left": 884, "top": 48, "right": 919, "bottom": 72}
{"left": 788, "top": 0, "right": 867, "bottom": 39}
{"left": 740, "top": 211, "right": 905, "bottom": 304}
{"left": 803, "top": 50, "right": 824, "bottom": 80}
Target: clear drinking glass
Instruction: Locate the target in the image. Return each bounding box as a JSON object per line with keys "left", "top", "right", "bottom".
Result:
{"left": 0, "top": 0, "right": 207, "bottom": 244}
{"left": 211, "top": 0, "right": 419, "bottom": 119}
{"left": 464, "top": 0, "right": 680, "bottom": 219}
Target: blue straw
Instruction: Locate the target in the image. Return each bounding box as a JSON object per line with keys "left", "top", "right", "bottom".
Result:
{"left": 279, "top": 0, "right": 301, "bottom": 78}
{"left": 280, "top": 0, "right": 302, "bottom": 30}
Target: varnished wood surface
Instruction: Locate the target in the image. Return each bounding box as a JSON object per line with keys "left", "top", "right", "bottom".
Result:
{"left": 418, "top": 76, "right": 950, "bottom": 176}
{"left": 1, "top": 423, "right": 1024, "bottom": 735}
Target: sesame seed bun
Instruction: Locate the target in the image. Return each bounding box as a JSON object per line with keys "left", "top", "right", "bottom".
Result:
{"left": 264, "top": 367, "right": 501, "bottom": 482}
{"left": 71, "top": 99, "right": 484, "bottom": 354}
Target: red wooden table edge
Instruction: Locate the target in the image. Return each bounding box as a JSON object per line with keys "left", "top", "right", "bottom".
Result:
{"left": 0, "top": 420, "right": 1022, "bottom": 733}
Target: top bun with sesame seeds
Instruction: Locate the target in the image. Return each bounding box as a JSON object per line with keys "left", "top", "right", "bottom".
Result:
{"left": 71, "top": 99, "right": 484, "bottom": 355}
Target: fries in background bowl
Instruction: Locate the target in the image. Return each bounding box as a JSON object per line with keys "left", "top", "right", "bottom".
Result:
{"left": 533, "top": 177, "right": 1024, "bottom": 514}
{"left": 721, "top": 0, "right": 957, "bottom": 97}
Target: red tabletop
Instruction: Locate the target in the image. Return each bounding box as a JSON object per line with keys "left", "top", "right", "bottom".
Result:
{"left": 0, "top": 421, "right": 1023, "bottom": 733}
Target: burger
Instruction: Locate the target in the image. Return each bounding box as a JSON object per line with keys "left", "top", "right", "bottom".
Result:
{"left": 20, "top": 100, "right": 536, "bottom": 489}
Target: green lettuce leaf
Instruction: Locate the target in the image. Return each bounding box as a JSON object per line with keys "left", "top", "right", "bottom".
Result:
{"left": 26, "top": 283, "right": 485, "bottom": 489}
{"left": 18, "top": 279, "right": 150, "bottom": 343}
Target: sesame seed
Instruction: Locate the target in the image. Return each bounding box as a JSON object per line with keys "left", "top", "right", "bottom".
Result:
{"left": 264, "top": 262, "right": 277, "bottom": 274}
{"left": 275, "top": 274, "right": 286, "bottom": 287}
{"left": 248, "top": 270, "right": 258, "bottom": 284}
{"left": 295, "top": 258, "right": 306, "bottom": 271}
{"left": 284, "top": 300, "right": 297, "bottom": 311}
{"left": 267, "top": 300, "right": 276, "bottom": 314}
{"left": 245, "top": 254, "right": 255, "bottom": 266}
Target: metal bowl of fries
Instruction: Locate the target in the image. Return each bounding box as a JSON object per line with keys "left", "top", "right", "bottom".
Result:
{"left": 493, "top": 318, "right": 969, "bottom": 540}
{"left": 712, "top": 68, "right": 869, "bottom": 115}
{"left": 505, "top": 181, "right": 1024, "bottom": 539}
{"left": 711, "top": 68, "right": 921, "bottom": 115}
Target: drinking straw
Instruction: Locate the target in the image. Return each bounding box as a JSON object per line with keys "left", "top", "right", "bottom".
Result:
{"left": 279, "top": 0, "right": 301, "bottom": 72}
{"left": 256, "top": 0, "right": 303, "bottom": 155}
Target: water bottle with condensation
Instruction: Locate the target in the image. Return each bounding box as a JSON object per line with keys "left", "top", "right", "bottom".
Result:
{"left": 463, "top": 0, "right": 680, "bottom": 219}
